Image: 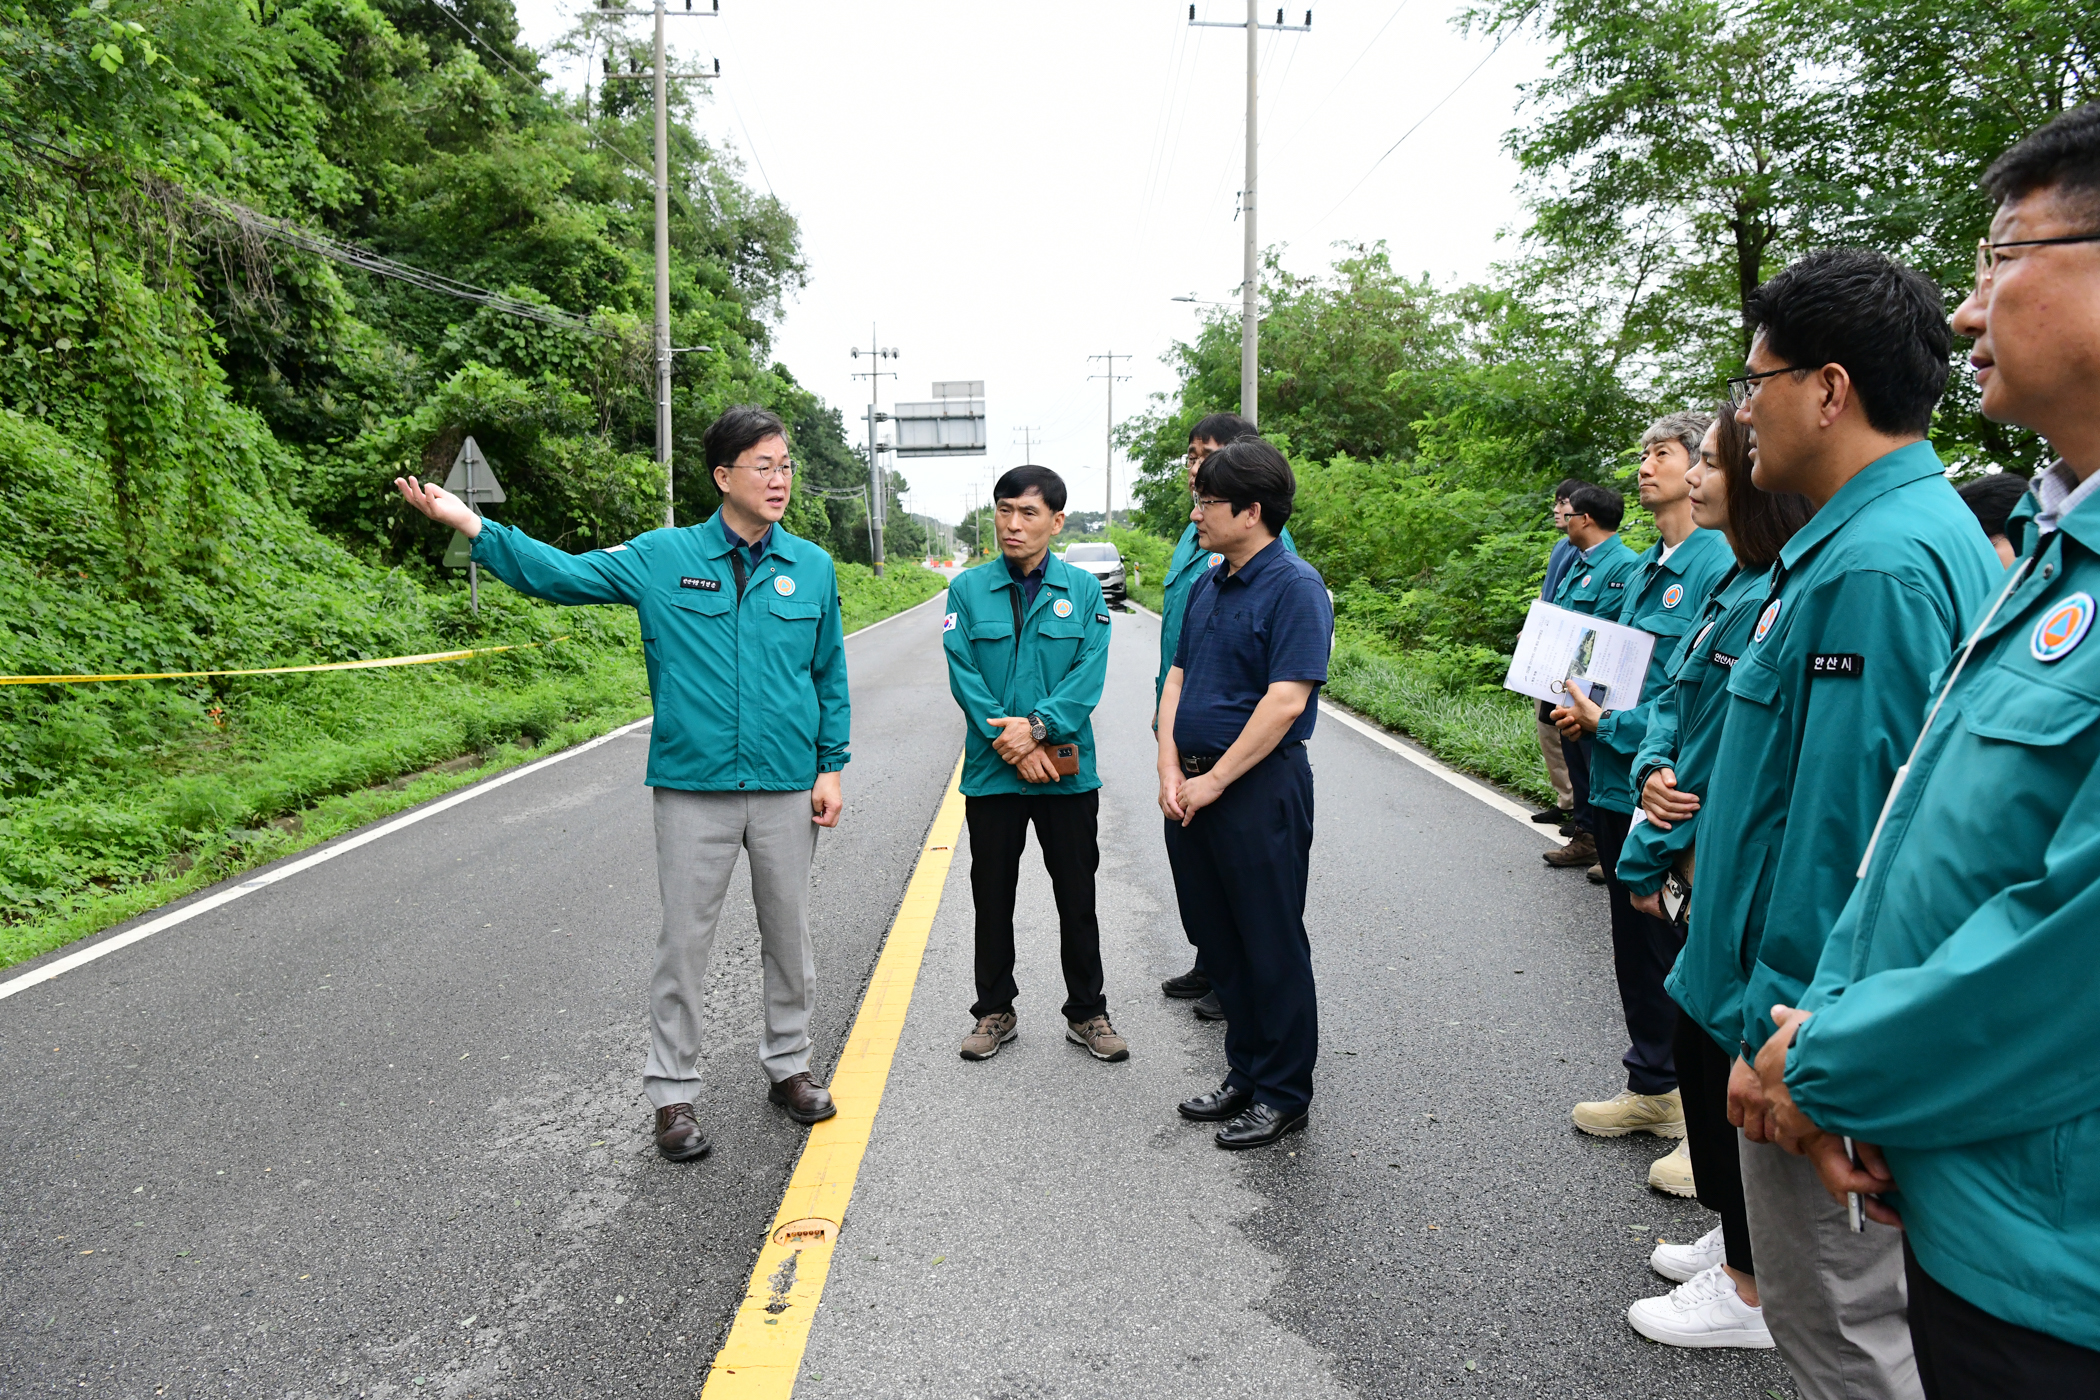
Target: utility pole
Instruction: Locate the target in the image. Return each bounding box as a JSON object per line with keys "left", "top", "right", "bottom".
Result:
{"left": 1087, "top": 354, "right": 1130, "bottom": 529}
{"left": 1011, "top": 425, "right": 1044, "bottom": 463}
{"left": 850, "top": 327, "right": 900, "bottom": 575}
{"left": 591, "top": 0, "right": 719, "bottom": 527}
{"left": 1189, "top": 2, "right": 1310, "bottom": 426}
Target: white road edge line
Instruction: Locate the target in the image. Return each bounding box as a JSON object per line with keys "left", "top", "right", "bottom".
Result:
{"left": 2, "top": 587, "right": 953, "bottom": 1004}
{"left": 1129, "top": 598, "right": 1552, "bottom": 839}
{"left": 843, "top": 588, "right": 947, "bottom": 640}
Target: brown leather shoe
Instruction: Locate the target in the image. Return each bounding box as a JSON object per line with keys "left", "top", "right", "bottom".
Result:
{"left": 1543, "top": 831, "right": 1598, "bottom": 868}
{"left": 767, "top": 1071, "right": 837, "bottom": 1124}
{"left": 654, "top": 1103, "right": 711, "bottom": 1162}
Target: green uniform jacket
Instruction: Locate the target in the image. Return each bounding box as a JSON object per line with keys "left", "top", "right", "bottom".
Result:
{"left": 1591, "top": 529, "right": 1735, "bottom": 813}
{"left": 1618, "top": 564, "right": 1769, "bottom": 901}
{"left": 1786, "top": 491, "right": 2100, "bottom": 1349}
{"left": 470, "top": 515, "right": 850, "bottom": 791}
{"left": 1156, "top": 521, "right": 1295, "bottom": 699}
{"left": 1671, "top": 442, "right": 2001, "bottom": 1057}
{"left": 1551, "top": 534, "right": 1642, "bottom": 617}
{"left": 944, "top": 553, "right": 1112, "bottom": 798}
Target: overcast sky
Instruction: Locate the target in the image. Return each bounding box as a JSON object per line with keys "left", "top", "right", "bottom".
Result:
{"left": 508, "top": 0, "right": 1553, "bottom": 528}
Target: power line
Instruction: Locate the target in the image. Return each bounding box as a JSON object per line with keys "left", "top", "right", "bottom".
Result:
{"left": 1310, "top": 31, "right": 1511, "bottom": 230}
{"left": 1271, "top": 0, "right": 1415, "bottom": 156}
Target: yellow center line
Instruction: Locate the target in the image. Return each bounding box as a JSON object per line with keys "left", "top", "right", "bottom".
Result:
{"left": 702, "top": 749, "right": 967, "bottom": 1398}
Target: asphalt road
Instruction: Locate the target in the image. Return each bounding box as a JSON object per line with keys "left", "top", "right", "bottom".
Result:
{"left": 0, "top": 595, "right": 961, "bottom": 1400}
{"left": 3, "top": 592, "right": 1797, "bottom": 1399}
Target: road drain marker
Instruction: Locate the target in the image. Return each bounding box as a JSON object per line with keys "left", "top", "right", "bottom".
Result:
{"left": 703, "top": 750, "right": 966, "bottom": 1398}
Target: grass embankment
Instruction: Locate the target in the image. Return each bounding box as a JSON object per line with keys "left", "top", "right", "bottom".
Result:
{"left": 0, "top": 411, "right": 946, "bottom": 972}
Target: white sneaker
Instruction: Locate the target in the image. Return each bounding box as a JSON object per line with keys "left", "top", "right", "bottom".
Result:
{"left": 1650, "top": 1225, "right": 1726, "bottom": 1282}
{"left": 1627, "top": 1264, "right": 1774, "bottom": 1349}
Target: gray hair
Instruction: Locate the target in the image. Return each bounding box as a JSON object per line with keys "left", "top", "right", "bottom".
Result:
{"left": 1640, "top": 409, "right": 1714, "bottom": 458}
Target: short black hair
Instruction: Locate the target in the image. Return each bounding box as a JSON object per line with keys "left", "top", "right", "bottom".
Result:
{"left": 1982, "top": 101, "right": 2100, "bottom": 223}
{"left": 1957, "top": 471, "right": 2032, "bottom": 542}
{"left": 1565, "top": 483, "right": 1625, "bottom": 531}
{"left": 1744, "top": 249, "right": 1951, "bottom": 436}
{"left": 1193, "top": 437, "right": 1296, "bottom": 533}
{"left": 993, "top": 464, "right": 1067, "bottom": 513}
{"left": 704, "top": 405, "right": 788, "bottom": 471}
{"left": 1555, "top": 477, "right": 1586, "bottom": 504}
{"left": 1190, "top": 411, "right": 1256, "bottom": 447}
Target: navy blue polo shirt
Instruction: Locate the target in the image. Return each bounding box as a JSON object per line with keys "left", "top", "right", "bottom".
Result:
{"left": 1172, "top": 537, "right": 1334, "bottom": 755}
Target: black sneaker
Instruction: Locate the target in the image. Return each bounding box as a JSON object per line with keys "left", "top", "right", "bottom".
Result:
{"left": 1161, "top": 967, "right": 1210, "bottom": 999}
{"left": 1530, "top": 806, "right": 1570, "bottom": 824}
{"left": 1192, "top": 990, "right": 1226, "bottom": 1021}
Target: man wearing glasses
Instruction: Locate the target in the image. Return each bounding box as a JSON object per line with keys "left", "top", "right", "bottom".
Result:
{"left": 393, "top": 405, "right": 851, "bottom": 1165}
{"left": 1754, "top": 101, "right": 2100, "bottom": 1399}
{"left": 1666, "top": 254, "right": 1999, "bottom": 1398}
{"left": 1154, "top": 413, "right": 1294, "bottom": 1020}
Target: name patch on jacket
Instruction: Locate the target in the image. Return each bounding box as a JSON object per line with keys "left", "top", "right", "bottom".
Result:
{"left": 1710, "top": 649, "right": 1738, "bottom": 669}
{"left": 1607, "top": 580, "right": 1626, "bottom": 589}
{"left": 679, "top": 576, "right": 720, "bottom": 592}
{"left": 1096, "top": 612, "right": 1112, "bottom": 625}
{"left": 1808, "top": 653, "right": 1865, "bottom": 678}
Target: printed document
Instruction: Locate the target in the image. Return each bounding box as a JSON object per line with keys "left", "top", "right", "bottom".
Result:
{"left": 1503, "top": 600, "right": 1658, "bottom": 712}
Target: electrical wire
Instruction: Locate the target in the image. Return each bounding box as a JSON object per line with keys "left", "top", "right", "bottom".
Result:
{"left": 1270, "top": 0, "right": 1415, "bottom": 156}
{"left": 1309, "top": 30, "right": 1512, "bottom": 230}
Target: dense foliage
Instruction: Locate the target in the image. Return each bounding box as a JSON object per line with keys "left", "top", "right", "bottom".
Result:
{"left": 0, "top": 0, "right": 935, "bottom": 953}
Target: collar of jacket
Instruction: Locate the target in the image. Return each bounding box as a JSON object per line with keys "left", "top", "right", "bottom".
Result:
{"left": 696, "top": 511, "right": 809, "bottom": 565}
{"left": 987, "top": 550, "right": 1077, "bottom": 612}
{"left": 1645, "top": 526, "right": 1724, "bottom": 576}
{"left": 1776, "top": 440, "right": 1947, "bottom": 575}
{"left": 2058, "top": 479, "right": 2100, "bottom": 557}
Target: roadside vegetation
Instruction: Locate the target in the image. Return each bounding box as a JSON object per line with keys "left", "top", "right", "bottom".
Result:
{"left": 1117, "top": 0, "right": 2087, "bottom": 795}
{"left": 0, "top": 0, "right": 942, "bottom": 963}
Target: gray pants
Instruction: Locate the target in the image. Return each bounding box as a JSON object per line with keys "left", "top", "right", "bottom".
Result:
{"left": 645, "top": 788, "right": 818, "bottom": 1109}
{"left": 1740, "top": 1134, "right": 1920, "bottom": 1400}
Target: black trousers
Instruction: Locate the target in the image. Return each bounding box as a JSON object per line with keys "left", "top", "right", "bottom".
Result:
{"left": 1676, "top": 1012, "right": 1753, "bottom": 1275}
{"left": 965, "top": 791, "right": 1106, "bottom": 1023}
{"left": 1163, "top": 744, "right": 1317, "bottom": 1114}
{"left": 1907, "top": 1239, "right": 2100, "bottom": 1398}
{"left": 1593, "top": 806, "right": 1682, "bottom": 1095}
{"left": 1564, "top": 733, "right": 1596, "bottom": 835}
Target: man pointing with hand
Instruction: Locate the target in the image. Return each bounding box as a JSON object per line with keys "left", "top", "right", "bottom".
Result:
{"left": 395, "top": 404, "right": 851, "bottom": 1166}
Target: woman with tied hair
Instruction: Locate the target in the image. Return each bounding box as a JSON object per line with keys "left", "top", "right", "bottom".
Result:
{"left": 1618, "top": 407, "right": 1810, "bottom": 1349}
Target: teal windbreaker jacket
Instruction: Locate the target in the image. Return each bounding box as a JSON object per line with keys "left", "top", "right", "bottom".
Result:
{"left": 943, "top": 553, "right": 1112, "bottom": 798}
{"left": 1156, "top": 521, "right": 1295, "bottom": 700}
{"left": 1787, "top": 488, "right": 2100, "bottom": 1350}
{"left": 1672, "top": 442, "right": 2001, "bottom": 1056}
{"left": 469, "top": 515, "right": 850, "bottom": 791}
{"left": 1551, "top": 535, "right": 1642, "bottom": 617}
{"left": 1590, "top": 528, "right": 1735, "bottom": 814}
{"left": 1618, "top": 563, "right": 1769, "bottom": 902}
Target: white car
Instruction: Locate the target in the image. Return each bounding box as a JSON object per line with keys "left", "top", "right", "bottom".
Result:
{"left": 1058, "top": 542, "right": 1125, "bottom": 607}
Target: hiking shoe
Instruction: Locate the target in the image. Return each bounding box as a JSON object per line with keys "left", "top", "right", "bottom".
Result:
{"left": 1066, "top": 1014, "right": 1130, "bottom": 1062}
{"left": 1648, "top": 1139, "right": 1696, "bottom": 1197}
{"left": 1530, "top": 805, "right": 1570, "bottom": 824}
{"left": 959, "top": 1011, "right": 1018, "bottom": 1061}
{"left": 1627, "top": 1265, "right": 1774, "bottom": 1349}
{"left": 1652, "top": 1225, "right": 1727, "bottom": 1283}
{"left": 1191, "top": 990, "right": 1226, "bottom": 1021}
{"left": 1544, "top": 832, "right": 1598, "bottom": 867}
{"left": 1572, "top": 1088, "right": 1685, "bottom": 1139}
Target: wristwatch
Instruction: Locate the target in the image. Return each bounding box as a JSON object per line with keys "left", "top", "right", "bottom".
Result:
{"left": 1027, "top": 711, "right": 1048, "bottom": 744}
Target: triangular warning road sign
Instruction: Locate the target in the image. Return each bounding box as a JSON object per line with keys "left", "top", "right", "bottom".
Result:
{"left": 442, "top": 435, "right": 506, "bottom": 504}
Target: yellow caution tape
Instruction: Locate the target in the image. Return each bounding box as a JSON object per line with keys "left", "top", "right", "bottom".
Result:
{"left": 0, "top": 636, "right": 570, "bottom": 685}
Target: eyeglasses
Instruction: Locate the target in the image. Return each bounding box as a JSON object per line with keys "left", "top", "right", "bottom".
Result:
{"left": 1192, "top": 496, "right": 1230, "bottom": 512}
{"left": 735, "top": 461, "right": 794, "bottom": 482}
{"left": 1726, "top": 365, "right": 1813, "bottom": 409}
{"left": 1975, "top": 233, "right": 2100, "bottom": 289}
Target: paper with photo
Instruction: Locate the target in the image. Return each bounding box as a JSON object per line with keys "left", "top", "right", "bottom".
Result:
{"left": 1502, "top": 600, "right": 1658, "bottom": 712}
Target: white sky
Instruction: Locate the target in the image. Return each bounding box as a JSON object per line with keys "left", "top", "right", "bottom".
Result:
{"left": 508, "top": 0, "right": 1552, "bottom": 527}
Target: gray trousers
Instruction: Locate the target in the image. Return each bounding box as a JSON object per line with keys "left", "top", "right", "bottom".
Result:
{"left": 644, "top": 788, "right": 818, "bottom": 1109}
{"left": 1740, "top": 1134, "right": 1921, "bottom": 1400}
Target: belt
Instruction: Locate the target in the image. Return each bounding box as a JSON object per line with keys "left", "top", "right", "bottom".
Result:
{"left": 1179, "top": 741, "right": 1302, "bottom": 777}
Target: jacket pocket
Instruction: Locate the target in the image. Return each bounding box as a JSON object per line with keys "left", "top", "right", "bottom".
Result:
{"left": 770, "top": 599, "right": 822, "bottom": 623}
{"left": 665, "top": 590, "right": 733, "bottom": 618}
{"left": 966, "top": 618, "right": 1014, "bottom": 642}
{"left": 1961, "top": 668, "right": 2100, "bottom": 747}
{"left": 1727, "top": 652, "right": 1782, "bottom": 707}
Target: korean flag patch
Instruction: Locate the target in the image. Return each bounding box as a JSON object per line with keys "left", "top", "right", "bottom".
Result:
{"left": 942, "top": 612, "right": 958, "bottom": 633}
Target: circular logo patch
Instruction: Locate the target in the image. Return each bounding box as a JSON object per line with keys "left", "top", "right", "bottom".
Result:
{"left": 773, "top": 574, "right": 796, "bottom": 597}
{"left": 2031, "top": 591, "right": 2095, "bottom": 663}
{"left": 1206, "top": 552, "right": 1224, "bottom": 568}
{"left": 1580, "top": 573, "right": 1593, "bottom": 587}
{"left": 1754, "top": 598, "right": 1783, "bottom": 643}
{"left": 1662, "top": 583, "right": 1685, "bottom": 609}
{"left": 1053, "top": 597, "right": 1073, "bottom": 618}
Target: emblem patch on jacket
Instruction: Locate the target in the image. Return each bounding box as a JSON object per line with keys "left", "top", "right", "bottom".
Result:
{"left": 1053, "top": 598, "right": 1073, "bottom": 618}
{"left": 1754, "top": 598, "right": 1783, "bottom": 642}
{"left": 679, "top": 576, "right": 719, "bottom": 591}
{"left": 774, "top": 575, "right": 796, "bottom": 597}
{"left": 1662, "top": 583, "right": 1684, "bottom": 609}
{"left": 1207, "top": 552, "right": 1224, "bottom": 568}
{"left": 2032, "top": 592, "right": 2095, "bottom": 662}
{"left": 943, "top": 612, "right": 958, "bottom": 632}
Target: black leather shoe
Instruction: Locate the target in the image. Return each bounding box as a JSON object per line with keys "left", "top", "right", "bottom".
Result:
{"left": 1215, "top": 1101, "right": 1308, "bottom": 1150}
{"left": 1161, "top": 967, "right": 1210, "bottom": 998}
{"left": 767, "top": 1072, "right": 838, "bottom": 1124}
{"left": 1530, "top": 806, "right": 1569, "bottom": 824}
{"left": 1177, "top": 1083, "right": 1254, "bottom": 1121}
{"left": 654, "top": 1103, "right": 712, "bottom": 1162}
{"left": 1192, "top": 990, "right": 1226, "bottom": 1021}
